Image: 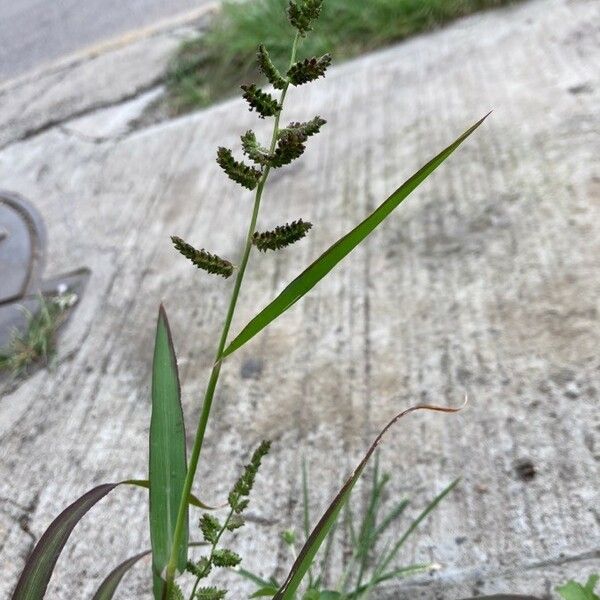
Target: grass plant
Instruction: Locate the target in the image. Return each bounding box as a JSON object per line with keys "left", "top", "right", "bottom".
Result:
{"left": 10, "top": 2, "right": 496, "bottom": 599}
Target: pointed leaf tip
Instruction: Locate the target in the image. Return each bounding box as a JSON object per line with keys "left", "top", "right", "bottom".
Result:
{"left": 150, "top": 306, "right": 188, "bottom": 596}
{"left": 222, "top": 115, "right": 489, "bottom": 358}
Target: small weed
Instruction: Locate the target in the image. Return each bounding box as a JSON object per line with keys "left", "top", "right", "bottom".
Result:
{"left": 167, "top": 0, "right": 521, "bottom": 113}
{"left": 557, "top": 575, "right": 599, "bottom": 600}
{"left": 237, "top": 454, "right": 454, "bottom": 598}
{"left": 0, "top": 293, "right": 76, "bottom": 377}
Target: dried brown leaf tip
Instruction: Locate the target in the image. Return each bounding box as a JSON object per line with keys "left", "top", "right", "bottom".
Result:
{"left": 288, "top": 54, "right": 331, "bottom": 85}
{"left": 171, "top": 236, "right": 234, "bottom": 278}
{"left": 252, "top": 220, "right": 313, "bottom": 252}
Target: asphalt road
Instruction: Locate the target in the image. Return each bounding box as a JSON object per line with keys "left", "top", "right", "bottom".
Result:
{"left": 0, "top": 0, "right": 214, "bottom": 82}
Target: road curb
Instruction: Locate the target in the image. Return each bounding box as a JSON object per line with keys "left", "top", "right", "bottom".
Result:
{"left": 0, "top": 2, "right": 219, "bottom": 94}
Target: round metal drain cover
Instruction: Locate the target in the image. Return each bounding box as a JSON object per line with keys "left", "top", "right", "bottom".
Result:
{"left": 0, "top": 191, "right": 47, "bottom": 304}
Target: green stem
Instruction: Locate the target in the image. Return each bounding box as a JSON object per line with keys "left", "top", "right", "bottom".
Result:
{"left": 164, "top": 32, "right": 300, "bottom": 596}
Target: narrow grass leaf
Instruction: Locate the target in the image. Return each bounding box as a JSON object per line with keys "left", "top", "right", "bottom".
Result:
{"left": 272, "top": 402, "right": 465, "bottom": 600}
{"left": 222, "top": 115, "right": 489, "bottom": 358}
{"left": 250, "top": 587, "right": 280, "bottom": 598}
{"left": 375, "top": 478, "right": 459, "bottom": 577}
{"left": 91, "top": 550, "right": 150, "bottom": 600}
{"left": 149, "top": 305, "right": 188, "bottom": 597}
{"left": 351, "top": 564, "right": 435, "bottom": 599}
{"left": 91, "top": 543, "right": 206, "bottom": 600}
{"left": 236, "top": 568, "right": 277, "bottom": 588}
{"left": 10, "top": 480, "right": 213, "bottom": 600}
{"left": 11, "top": 483, "right": 120, "bottom": 600}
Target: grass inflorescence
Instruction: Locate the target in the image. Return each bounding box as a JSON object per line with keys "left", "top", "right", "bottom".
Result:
{"left": 167, "top": 0, "right": 520, "bottom": 113}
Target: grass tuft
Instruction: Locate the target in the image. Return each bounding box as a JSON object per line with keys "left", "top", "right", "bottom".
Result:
{"left": 167, "top": 0, "right": 519, "bottom": 113}
{"left": 0, "top": 293, "right": 76, "bottom": 378}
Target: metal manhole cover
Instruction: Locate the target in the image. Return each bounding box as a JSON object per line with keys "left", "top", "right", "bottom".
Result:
{"left": 0, "top": 191, "right": 47, "bottom": 304}
{"left": 0, "top": 190, "right": 88, "bottom": 355}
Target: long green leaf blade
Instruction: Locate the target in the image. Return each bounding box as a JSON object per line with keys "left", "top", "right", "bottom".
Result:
{"left": 91, "top": 543, "right": 206, "bottom": 600}
{"left": 375, "top": 478, "right": 459, "bottom": 577}
{"left": 91, "top": 549, "right": 150, "bottom": 600}
{"left": 11, "top": 483, "right": 119, "bottom": 600}
{"left": 10, "top": 481, "right": 207, "bottom": 600}
{"left": 272, "top": 402, "right": 464, "bottom": 600}
{"left": 149, "top": 305, "right": 188, "bottom": 597}
{"left": 222, "top": 114, "right": 489, "bottom": 358}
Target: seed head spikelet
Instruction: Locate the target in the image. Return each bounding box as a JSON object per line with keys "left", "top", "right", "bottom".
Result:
{"left": 195, "top": 587, "right": 227, "bottom": 600}
{"left": 270, "top": 129, "right": 308, "bottom": 167}
{"left": 288, "top": 0, "right": 323, "bottom": 36}
{"left": 288, "top": 54, "right": 331, "bottom": 85}
{"left": 253, "top": 220, "right": 313, "bottom": 252}
{"left": 241, "top": 130, "right": 271, "bottom": 166}
{"left": 212, "top": 549, "right": 241, "bottom": 568}
{"left": 257, "top": 44, "right": 287, "bottom": 90}
{"left": 186, "top": 557, "right": 211, "bottom": 579}
{"left": 216, "top": 147, "right": 262, "bottom": 190}
{"left": 199, "top": 514, "right": 221, "bottom": 544}
{"left": 228, "top": 440, "right": 271, "bottom": 513}
{"left": 280, "top": 116, "right": 327, "bottom": 139}
{"left": 169, "top": 583, "right": 185, "bottom": 600}
{"left": 171, "top": 236, "right": 234, "bottom": 278}
{"left": 241, "top": 84, "right": 281, "bottom": 118}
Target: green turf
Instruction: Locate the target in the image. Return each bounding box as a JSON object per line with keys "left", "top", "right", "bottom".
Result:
{"left": 166, "top": 0, "right": 520, "bottom": 113}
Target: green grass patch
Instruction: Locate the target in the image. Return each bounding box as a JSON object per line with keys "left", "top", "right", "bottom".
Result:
{"left": 0, "top": 293, "right": 76, "bottom": 378}
{"left": 167, "top": 0, "right": 519, "bottom": 113}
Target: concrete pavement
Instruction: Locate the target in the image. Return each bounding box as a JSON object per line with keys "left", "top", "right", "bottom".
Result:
{"left": 0, "top": 0, "right": 218, "bottom": 81}
{"left": 0, "top": 0, "right": 598, "bottom": 597}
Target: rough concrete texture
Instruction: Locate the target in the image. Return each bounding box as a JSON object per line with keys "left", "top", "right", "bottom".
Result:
{"left": 0, "top": 0, "right": 218, "bottom": 80}
{"left": 0, "top": 6, "right": 216, "bottom": 150}
{"left": 0, "top": 0, "right": 598, "bottom": 598}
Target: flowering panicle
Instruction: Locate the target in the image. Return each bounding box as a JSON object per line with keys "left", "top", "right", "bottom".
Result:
{"left": 171, "top": 236, "right": 234, "bottom": 278}
{"left": 288, "top": 0, "right": 323, "bottom": 36}
{"left": 228, "top": 440, "right": 271, "bottom": 513}
{"left": 257, "top": 44, "right": 287, "bottom": 90}
{"left": 184, "top": 442, "right": 271, "bottom": 595}
{"left": 216, "top": 147, "right": 262, "bottom": 190}
{"left": 288, "top": 54, "right": 331, "bottom": 85}
{"left": 253, "top": 220, "right": 313, "bottom": 252}
{"left": 241, "top": 84, "right": 281, "bottom": 118}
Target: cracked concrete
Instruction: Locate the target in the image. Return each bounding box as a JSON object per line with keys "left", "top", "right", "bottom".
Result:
{"left": 0, "top": 6, "right": 216, "bottom": 150}
{"left": 0, "top": 0, "right": 598, "bottom": 598}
